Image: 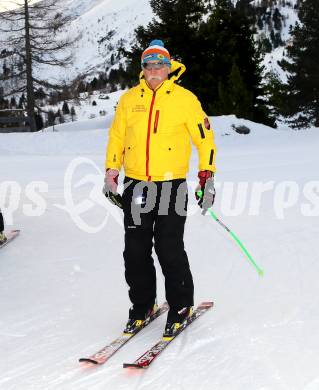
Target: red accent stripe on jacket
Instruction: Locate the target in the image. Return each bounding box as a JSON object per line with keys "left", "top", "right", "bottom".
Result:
{"left": 154, "top": 110, "right": 160, "bottom": 133}
{"left": 146, "top": 92, "right": 156, "bottom": 180}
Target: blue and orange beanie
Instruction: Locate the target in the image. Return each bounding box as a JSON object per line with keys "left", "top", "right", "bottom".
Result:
{"left": 141, "top": 40, "right": 171, "bottom": 67}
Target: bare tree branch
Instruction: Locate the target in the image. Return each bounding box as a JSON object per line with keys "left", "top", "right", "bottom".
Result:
{"left": 30, "top": 0, "right": 61, "bottom": 10}
{"left": 30, "top": 40, "right": 75, "bottom": 52}
{"left": 32, "top": 55, "right": 72, "bottom": 66}
{"left": 2, "top": 86, "right": 26, "bottom": 97}
{"left": 0, "top": 69, "right": 27, "bottom": 81}
{"left": 0, "top": 26, "right": 25, "bottom": 33}
{"left": 0, "top": 7, "right": 24, "bottom": 18}
{"left": 33, "top": 77, "right": 64, "bottom": 90}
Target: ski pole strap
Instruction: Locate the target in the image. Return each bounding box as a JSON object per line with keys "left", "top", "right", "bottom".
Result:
{"left": 196, "top": 191, "right": 264, "bottom": 277}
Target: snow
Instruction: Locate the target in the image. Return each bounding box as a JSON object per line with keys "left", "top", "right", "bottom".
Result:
{"left": 44, "top": 0, "right": 153, "bottom": 82}
{"left": 38, "top": 89, "right": 123, "bottom": 131}
{"left": 256, "top": 0, "right": 300, "bottom": 80}
{"left": 0, "top": 0, "right": 153, "bottom": 84}
{"left": 1, "top": 111, "right": 319, "bottom": 389}
{"left": 0, "top": 0, "right": 300, "bottom": 85}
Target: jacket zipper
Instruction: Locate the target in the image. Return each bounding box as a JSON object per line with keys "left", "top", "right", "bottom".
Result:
{"left": 146, "top": 92, "right": 156, "bottom": 181}
{"left": 154, "top": 110, "right": 160, "bottom": 133}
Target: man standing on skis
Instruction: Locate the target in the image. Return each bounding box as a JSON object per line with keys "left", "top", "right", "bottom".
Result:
{"left": 104, "top": 40, "right": 216, "bottom": 337}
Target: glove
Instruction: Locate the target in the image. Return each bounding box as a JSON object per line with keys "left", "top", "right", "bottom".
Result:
{"left": 103, "top": 169, "right": 123, "bottom": 209}
{"left": 195, "top": 170, "right": 215, "bottom": 213}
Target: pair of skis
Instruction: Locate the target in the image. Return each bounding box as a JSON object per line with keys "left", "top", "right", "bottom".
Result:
{"left": 79, "top": 301, "right": 213, "bottom": 369}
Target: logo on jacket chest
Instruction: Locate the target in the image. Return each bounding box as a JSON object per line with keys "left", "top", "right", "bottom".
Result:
{"left": 132, "top": 105, "right": 147, "bottom": 112}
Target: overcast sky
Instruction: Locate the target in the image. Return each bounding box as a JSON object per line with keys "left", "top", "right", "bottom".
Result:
{"left": 0, "top": 0, "right": 40, "bottom": 12}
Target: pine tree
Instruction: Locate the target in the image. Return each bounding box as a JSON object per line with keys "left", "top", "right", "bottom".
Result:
{"left": 35, "top": 112, "right": 44, "bottom": 130}
{"left": 10, "top": 96, "right": 17, "bottom": 108}
{"left": 70, "top": 106, "right": 76, "bottom": 122}
{"left": 259, "top": 35, "right": 272, "bottom": 54}
{"left": 123, "top": 0, "right": 273, "bottom": 125}
{"left": 47, "top": 110, "right": 55, "bottom": 126}
{"left": 77, "top": 81, "right": 87, "bottom": 94}
{"left": 200, "top": 0, "right": 274, "bottom": 125}
{"left": 124, "top": 0, "right": 209, "bottom": 89}
{"left": 273, "top": 8, "right": 282, "bottom": 31}
{"left": 18, "top": 94, "right": 26, "bottom": 109}
{"left": 56, "top": 109, "right": 64, "bottom": 124}
{"left": 279, "top": 0, "right": 319, "bottom": 127}
{"left": 91, "top": 77, "right": 98, "bottom": 91}
{"left": 215, "top": 63, "right": 253, "bottom": 119}
{"left": 264, "top": 70, "right": 289, "bottom": 119}
{"left": 62, "top": 101, "right": 70, "bottom": 115}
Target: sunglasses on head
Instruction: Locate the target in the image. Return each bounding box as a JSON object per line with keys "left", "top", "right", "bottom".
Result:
{"left": 142, "top": 62, "right": 166, "bottom": 70}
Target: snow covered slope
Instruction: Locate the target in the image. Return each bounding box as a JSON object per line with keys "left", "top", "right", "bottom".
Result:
{"left": 42, "top": 0, "right": 154, "bottom": 82}
{"left": 1, "top": 113, "right": 319, "bottom": 389}
{"left": 0, "top": 0, "right": 300, "bottom": 84}
{"left": 256, "top": 0, "right": 300, "bottom": 80}
{"left": 53, "top": 0, "right": 300, "bottom": 82}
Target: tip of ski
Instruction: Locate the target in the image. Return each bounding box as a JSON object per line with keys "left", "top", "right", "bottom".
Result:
{"left": 199, "top": 301, "right": 214, "bottom": 307}
{"left": 79, "top": 358, "right": 99, "bottom": 365}
{"left": 123, "top": 362, "right": 145, "bottom": 369}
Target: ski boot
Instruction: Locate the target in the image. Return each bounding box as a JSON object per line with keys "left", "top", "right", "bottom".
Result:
{"left": 123, "top": 302, "right": 157, "bottom": 335}
{"left": 0, "top": 231, "right": 7, "bottom": 245}
{"left": 163, "top": 306, "right": 193, "bottom": 339}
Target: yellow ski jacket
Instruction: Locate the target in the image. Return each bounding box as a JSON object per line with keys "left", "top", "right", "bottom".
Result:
{"left": 105, "top": 60, "right": 216, "bottom": 181}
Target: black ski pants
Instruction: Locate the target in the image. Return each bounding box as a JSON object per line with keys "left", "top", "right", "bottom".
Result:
{"left": 0, "top": 210, "right": 4, "bottom": 232}
{"left": 122, "top": 177, "right": 194, "bottom": 310}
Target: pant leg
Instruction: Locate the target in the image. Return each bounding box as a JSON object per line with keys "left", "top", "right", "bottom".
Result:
{"left": 122, "top": 178, "right": 157, "bottom": 307}
{"left": 154, "top": 180, "right": 194, "bottom": 308}
{"left": 0, "top": 211, "right": 4, "bottom": 232}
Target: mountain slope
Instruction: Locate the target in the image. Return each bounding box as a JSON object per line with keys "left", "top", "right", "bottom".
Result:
{"left": 44, "top": 0, "right": 153, "bottom": 82}
{"left": 0, "top": 0, "right": 299, "bottom": 85}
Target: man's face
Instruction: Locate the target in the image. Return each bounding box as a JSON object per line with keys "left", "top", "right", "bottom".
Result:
{"left": 142, "top": 60, "right": 170, "bottom": 90}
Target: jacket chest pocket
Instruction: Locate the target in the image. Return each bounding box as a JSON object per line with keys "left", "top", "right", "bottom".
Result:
{"left": 154, "top": 104, "right": 185, "bottom": 134}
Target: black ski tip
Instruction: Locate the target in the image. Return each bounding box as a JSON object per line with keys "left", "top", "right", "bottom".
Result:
{"left": 79, "top": 358, "right": 99, "bottom": 365}
{"left": 123, "top": 363, "right": 145, "bottom": 369}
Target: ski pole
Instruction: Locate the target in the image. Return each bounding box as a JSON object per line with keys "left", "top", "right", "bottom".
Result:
{"left": 197, "top": 190, "right": 264, "bottom": 277}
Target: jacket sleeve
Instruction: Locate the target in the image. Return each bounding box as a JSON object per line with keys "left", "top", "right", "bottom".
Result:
{"left": 185, "top": 94, "right": 217, "bottom": 173}
{"left": 105, "top": 96, "right": 126, "bottom": 171}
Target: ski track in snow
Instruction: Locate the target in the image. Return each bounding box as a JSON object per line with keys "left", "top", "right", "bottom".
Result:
{"left": 1, "top": 113, "right": 319, "bottom": 390}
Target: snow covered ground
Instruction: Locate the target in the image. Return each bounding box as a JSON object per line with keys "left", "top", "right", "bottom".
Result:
{"left": 42, "top": 89, "right": 124, "bottom": 125}
{"left": 1, "top": 114, "right": 319, "bottom": 390}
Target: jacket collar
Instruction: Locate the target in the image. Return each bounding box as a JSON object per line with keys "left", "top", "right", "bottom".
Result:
{"left": 139, "top": 60, "right": 186, "bottom": 96}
